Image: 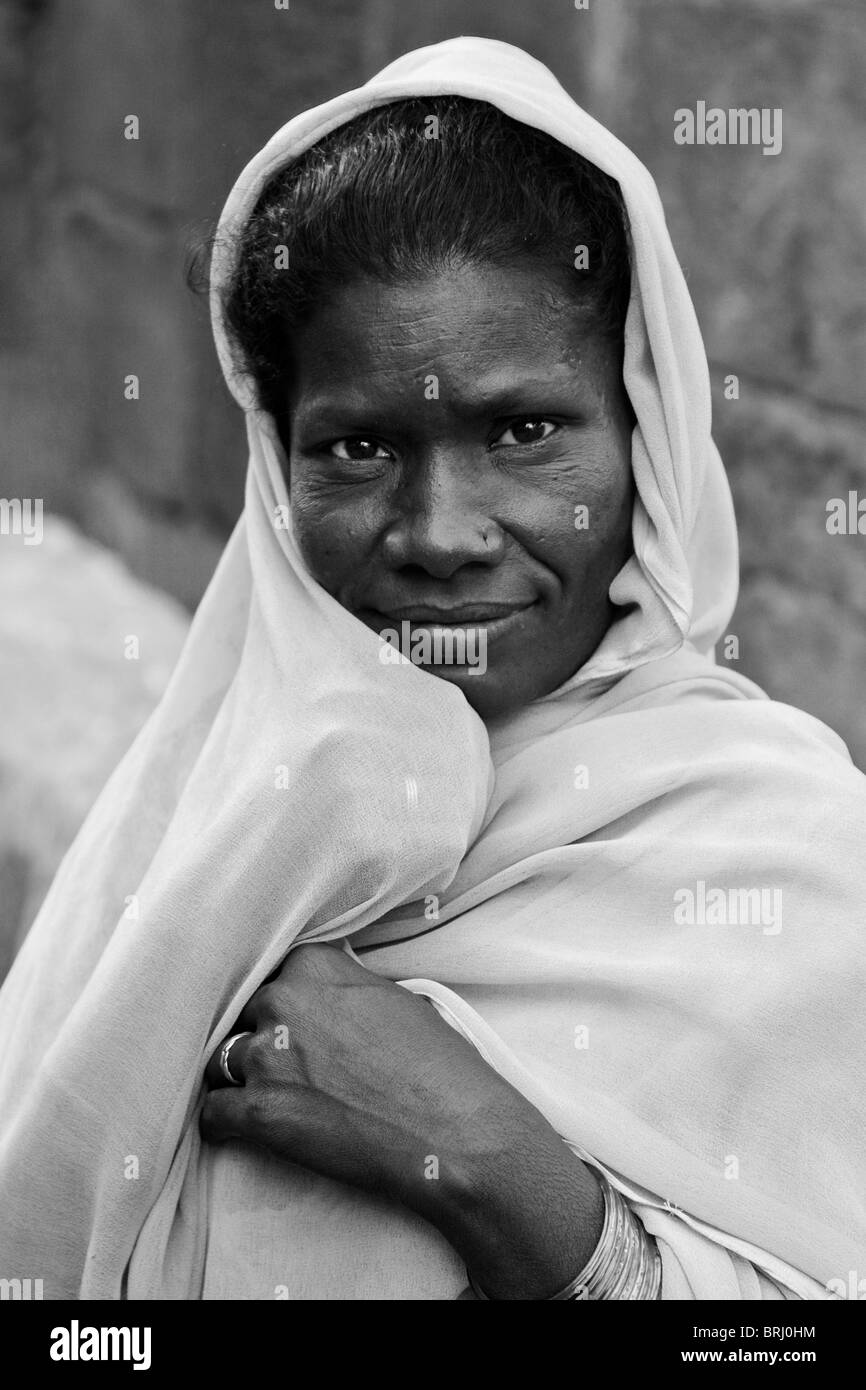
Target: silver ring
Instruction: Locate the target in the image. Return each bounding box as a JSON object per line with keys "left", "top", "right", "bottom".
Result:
{"left": 219, "top": 1030, "right": 254, "bottom": 1086}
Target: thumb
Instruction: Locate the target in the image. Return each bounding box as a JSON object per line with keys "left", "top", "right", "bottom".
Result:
{"left": 200, "top": 1086, "right": 250, "bottom": 1144}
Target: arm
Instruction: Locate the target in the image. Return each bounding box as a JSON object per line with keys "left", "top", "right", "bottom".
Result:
{"left": 406, "top": 1078, "right": 606, "bottom": 1299}
{"left": 201, "top": 944, "right": 615, "bottom": 1299}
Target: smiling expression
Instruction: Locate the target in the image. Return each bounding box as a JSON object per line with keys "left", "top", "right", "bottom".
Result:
{"left": 284, "top": 259, "right": 636, "bottom": 720}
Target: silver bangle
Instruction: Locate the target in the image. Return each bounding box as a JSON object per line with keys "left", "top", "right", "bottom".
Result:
{"left": 467, "top": 1174, "right": 662, "bottom": 1301}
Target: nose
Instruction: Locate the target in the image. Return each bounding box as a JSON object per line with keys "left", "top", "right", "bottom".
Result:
{"left": 381, "top": 451, "right": 505, "bottom": 579}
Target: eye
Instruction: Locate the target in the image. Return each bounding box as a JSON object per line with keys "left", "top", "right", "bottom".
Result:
{"left": 328, "top": 437, "right": 392, "bottom": 461}
{"left": 493, "top": 418, "right": 558, "bottom": 448}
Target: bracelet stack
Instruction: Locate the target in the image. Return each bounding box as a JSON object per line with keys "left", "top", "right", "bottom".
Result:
{"left": 467, "top": 1174, "right": 662, "bottom": 1301}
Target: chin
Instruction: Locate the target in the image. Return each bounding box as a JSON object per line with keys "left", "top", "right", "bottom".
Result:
{"left": 419, "top": 664, "right": 526, "bottom": 722}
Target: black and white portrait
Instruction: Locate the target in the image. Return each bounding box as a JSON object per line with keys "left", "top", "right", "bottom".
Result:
{"left": 0, "top": 0, "right": 863, "bottom": 1339}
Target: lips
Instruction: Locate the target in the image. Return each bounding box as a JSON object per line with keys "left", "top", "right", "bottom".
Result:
{"left": 378, "top": 602, "right": 535, "bottom": 624}
{"left": 364, "top": 600, "right": 538, "bottom": 650}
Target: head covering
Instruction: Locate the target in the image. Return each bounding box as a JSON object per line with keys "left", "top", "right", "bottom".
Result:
{"left": 210, "top": 36, "right": 740, "bottom": 691}
{"left": 0, "top": 37, "right": 863, "bottom": 1301}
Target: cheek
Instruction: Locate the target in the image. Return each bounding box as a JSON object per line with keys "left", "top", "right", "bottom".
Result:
{"left": 289, "top": 477, "right": 379, "bottom": 591}
{"left": 290, "top": 487, "right": 344, "bottom": 589}
{"left": 528, "top": 434, "right": 634, "bottom": 586}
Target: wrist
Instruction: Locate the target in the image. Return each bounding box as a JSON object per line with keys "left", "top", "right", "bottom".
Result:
{"left": 410, "top": 1086, "right": 605, "bottom": 1299}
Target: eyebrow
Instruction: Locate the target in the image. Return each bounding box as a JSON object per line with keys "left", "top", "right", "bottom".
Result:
{"left": 293, "top": 376, "right": 592, "bottom": 428}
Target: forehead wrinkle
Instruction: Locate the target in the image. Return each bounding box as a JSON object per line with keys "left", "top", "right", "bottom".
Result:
{"left": 290, "top": 269, "right": 615, "bottom": 413}
{"left": 299, "top": 315, "right": 531, "bottom": 374}
{"left": 356, "top": 309, "right": 537, "bottom": 354}
{"left": 301, "top": 332, "right": 546, "bottom": 392}
{"left": 294, "top": 357, "right": 603, "bottom": 428}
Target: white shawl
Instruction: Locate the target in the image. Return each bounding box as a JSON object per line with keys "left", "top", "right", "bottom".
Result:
{"left": 0, "top": 37, "right": 862, "bottom": 1301}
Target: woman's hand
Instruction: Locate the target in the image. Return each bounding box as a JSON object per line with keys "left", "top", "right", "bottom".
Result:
{"left": 201, "top": 943, "right": 603, "bottom": 1298}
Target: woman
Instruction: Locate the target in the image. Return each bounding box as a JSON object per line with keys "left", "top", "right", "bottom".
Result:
{"left": 0, "top": 36, "right": 863, "bottom": 1301}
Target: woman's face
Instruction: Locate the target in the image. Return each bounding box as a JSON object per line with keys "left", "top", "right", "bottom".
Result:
{"left": 285, "top": 259, "right": 635, "bottom": 720}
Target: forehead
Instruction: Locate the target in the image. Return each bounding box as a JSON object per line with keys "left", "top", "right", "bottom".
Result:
{"left": 287, "top": 261, "right": 613, "bottom": 400}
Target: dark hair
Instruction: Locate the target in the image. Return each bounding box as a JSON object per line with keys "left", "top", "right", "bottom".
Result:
{"left": 191, "top": 96, "right": 632, "bottom": 433}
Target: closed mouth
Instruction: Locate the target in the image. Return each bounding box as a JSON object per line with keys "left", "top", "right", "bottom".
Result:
{"left": 363, "top": 602, "right": 539, "bottom": 654}
{"left": 377, "top": 602, "right": 536, "bottom": 625}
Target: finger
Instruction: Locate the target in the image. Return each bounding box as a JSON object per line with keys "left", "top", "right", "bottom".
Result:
{"left": 214, "top": 975, "right": 277, "bottom": 1051}
{"left": 200, "top": 1086, "right": 251, "bottom": 1144}
{"left": 236, "top": 991, "right": 263, "bottom": 1032}
{"left": 205, "top": 1029, "right": 255, "bottom": 1090}
{"left": 236, "top": 952, "right": 299, "bottom": 1028}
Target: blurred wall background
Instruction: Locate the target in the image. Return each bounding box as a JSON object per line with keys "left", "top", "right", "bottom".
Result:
{"left": 1, "top": 0, "right": 864, "bottom": 954}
